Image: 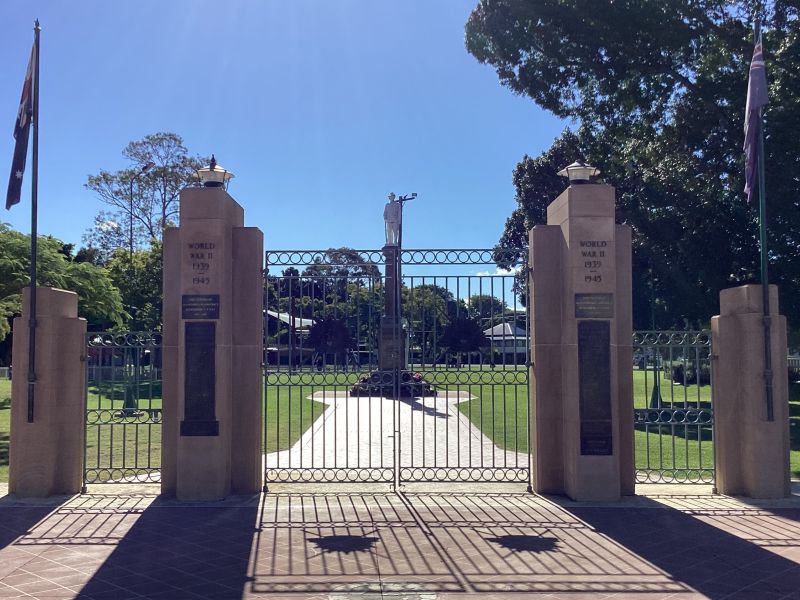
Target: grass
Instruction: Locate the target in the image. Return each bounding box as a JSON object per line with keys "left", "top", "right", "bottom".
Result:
{"left": 264, "top": 377, "right": 331, "bottom": 453}
{"left": 440, "top": 368, "right": 529, "bottom": 454}
{"left": 453, "top": 366, "right": 800, "bottom": 480}
{"left": 83, "top": 375, "right": 328, "bottom": 481}
{"left": 0, "top": 373, "right": 328, "bottom": 484}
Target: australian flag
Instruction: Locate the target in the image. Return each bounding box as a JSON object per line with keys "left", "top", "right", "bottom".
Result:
{"left": 743, "top": 28, "right": 768, "bottom": 203}
{"left": 6, "top": 44, "right": 35, "bottom": 210}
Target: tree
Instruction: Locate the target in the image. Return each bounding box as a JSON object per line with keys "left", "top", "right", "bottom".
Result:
{"left": 84, "top": 132, "right": 205, "bottom": 252}
{"left": 0, "top": 224, "right": 124, "bottom": 342}
{"left": 301, "top": 248, "right": 382, "bottom": 303}
{"left": 403, "top": 284, "right": 465, "bottom": 361}
{"left": 307, "top": 317, "right": 355, "bottom": 366}
{"left": 466, "top": 1, "right": 800, "bottom": 327}
{"left": 105, "top": 243, "right": 164, "bottom": 331}
{"left": 439, "top": 317, "right": 489, "bottom": 365}
{"left": 467, "top": 294, "right": 508, "bottom": 327}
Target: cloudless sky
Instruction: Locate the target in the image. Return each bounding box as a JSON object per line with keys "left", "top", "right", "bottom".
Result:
{"left": 1, "top": 1, "right": 566, "bottom": 253}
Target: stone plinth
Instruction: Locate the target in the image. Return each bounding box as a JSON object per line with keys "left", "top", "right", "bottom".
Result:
{"left": 529, "top": 183, "right": 633, "bottom": 501}
{"left": 162, "top": 186, "right": 263, "bottom": 501}
{"left": 9, "top": 287, "right": 86, "bottom": 497}
{"left": 712, "top": 284, "right": 790, "bottom": 498}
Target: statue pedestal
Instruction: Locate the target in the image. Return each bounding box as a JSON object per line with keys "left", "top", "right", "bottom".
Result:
{"left": 378, "top": 317, "right": 406, "bottom": 371}
{"left": 350, "top": 244, "right": 435, "bottom": 398}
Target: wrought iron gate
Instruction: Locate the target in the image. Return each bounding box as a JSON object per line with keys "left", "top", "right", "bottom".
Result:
{"left": 263, "top": 248, "right": 530, "bottom": 486}
{"left": 83, "top": 332, "right": 162, "bottom": 488}
{"left": 633, "top": 330, "right": 714, "bottom": 484}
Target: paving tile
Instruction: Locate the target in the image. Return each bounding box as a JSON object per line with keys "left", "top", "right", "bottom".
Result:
{"left": 2, "top": 490, "right": 800, "bottom": 600}
{"left": 0, "top": 584, "right": 27, "bottom": 599}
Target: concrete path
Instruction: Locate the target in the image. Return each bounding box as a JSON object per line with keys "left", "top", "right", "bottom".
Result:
{"left": 1, "top": 485, "right": 800, "bottom": 599}
{"left": 265, "top": 392, "right": 529, "bottom": 481}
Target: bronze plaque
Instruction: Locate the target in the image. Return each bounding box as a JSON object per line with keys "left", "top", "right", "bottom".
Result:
{"left": 182, "top": 294, "right": 220, "bottom": 320}
{"left": 578, "top": 320, "right": 612, "bottom": 455}
{"left": 181, "top": 322, "right": 219, "bottom": 436}
{"left": 575, "top": 293, "right": 614, "bottom": 319}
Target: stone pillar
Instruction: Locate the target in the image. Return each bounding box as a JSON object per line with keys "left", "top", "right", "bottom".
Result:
{"left": 379, "top": 245, "right": 405, "bottom": 371}
{"left": 9, "top": 287, "right": 86, "bottom": 497}
{"left": 162, "top": 186, "right": 263, "bottom": 501}
{"left": 529, "top": 183, "right": 634, "bottom": 501}
{"left": 711, "top": 285, "right": 790, "bottom": 498}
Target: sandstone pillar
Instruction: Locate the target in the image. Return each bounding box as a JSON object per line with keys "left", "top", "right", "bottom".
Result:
{"left": 162, "top": 186, "right": 263, "bottom": 500}
{"left": 9, "top": 287, "right": 86, "bottom": 497}
{"left": 529, "top": 183, "right": 634, "bottom": 500}
{"left": 712, "top": 285, "right": 790, "bottom": 498}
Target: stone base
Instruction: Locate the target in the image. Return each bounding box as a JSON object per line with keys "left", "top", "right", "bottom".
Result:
{"left": 350, "top": 370, "right": 436, "bottom": 398}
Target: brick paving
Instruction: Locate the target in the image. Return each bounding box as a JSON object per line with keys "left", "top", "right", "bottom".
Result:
{"left": 0, "top": 484, "right": 799, "bottom": 599}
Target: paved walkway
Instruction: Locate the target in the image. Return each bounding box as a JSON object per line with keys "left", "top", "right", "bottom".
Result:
{"left": 266, "top": 392, "right": 529, "bottom": 480}
{"left": 1, "top": 484, "right": 799, "bottom": 599}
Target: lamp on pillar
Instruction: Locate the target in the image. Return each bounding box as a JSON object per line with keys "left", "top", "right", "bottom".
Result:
{"left": 557, "top": 161, "right": 600, "bottom": 185}
{"left": 196, "top": 155, "right": 235, "bottom": 189}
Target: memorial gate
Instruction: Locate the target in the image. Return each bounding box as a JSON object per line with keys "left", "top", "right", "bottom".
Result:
{"left": 8, "top": 163, "right": 789, "bottom": 502}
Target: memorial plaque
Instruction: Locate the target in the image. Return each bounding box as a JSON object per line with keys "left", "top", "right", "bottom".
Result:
{"left": 181, "top": 322, "right": 219, "bottom": 436}
{"left": 578, "top": 320, "right": 612, "bottom": 455}
{"left": 182, "top": 294, "right": 220, "bottom": 320}
{"left": 575, "top": 293, "right": 614, "bottom": 319}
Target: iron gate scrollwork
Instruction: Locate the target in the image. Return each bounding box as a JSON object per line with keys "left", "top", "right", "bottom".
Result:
{"left": 83, "top": 331, "right": 162, "bottom": 488}
{"left": 632, "top": 330, "right": 714, "bottom": 484}
{"left": 263, "top": 248, "right": 531, "bottom": 486}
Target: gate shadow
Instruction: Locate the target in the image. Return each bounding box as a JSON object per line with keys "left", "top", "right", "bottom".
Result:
{"left": 0, "top": 495, "right": 67, "bottom": 579}
{"left": 248, "top": 491, "right": 695, "bottom": 596}
{"left": 569, "top": 498, "right": 800, "bottom": 598}
{"left": 74, "top": 495, "right": 259, "bottom": 599}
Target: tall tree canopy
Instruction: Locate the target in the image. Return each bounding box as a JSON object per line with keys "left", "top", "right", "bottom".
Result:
{"left": 84, "top": 132, "right": 205, "bottom": 255}
{"left": 0, "top": 225, "right": 124, "bottom": 342}
{"left": 466, "top": 1, "right": 800, "bottom": 328}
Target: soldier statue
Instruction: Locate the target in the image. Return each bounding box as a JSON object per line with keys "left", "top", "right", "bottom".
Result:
{"left": 383, "top": 192, "right": 401, "bottom": 246}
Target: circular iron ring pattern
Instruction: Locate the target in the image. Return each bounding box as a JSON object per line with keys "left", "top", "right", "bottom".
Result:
{"left": 265, "top": 248, "right": 527, "bottom": 267}
{"left": 399, "top": 467, "right": 527, "bottom": 482}
{"left": 84, "top": 468, "right": 161, "bottom": 484}
{"left": 86, "top": 331, "right": 162, "bottom": 348}
{"left": 266, "top": 468, "right": 394, "bottom": 483}
{"left": 634, "top": 408, "right": 713, "bottom": 425}
{"left": 632, "top": 330, "right": 711, "bottom": 347}
{"left": 86, "top": 409, "right": 162, "bottom": 424}
{"left": 636, "top": 469, "right": 714, "bottom": 484}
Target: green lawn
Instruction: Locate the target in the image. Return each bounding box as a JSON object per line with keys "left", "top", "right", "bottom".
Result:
{"left": 84, "top": 375, "right": 327, "bottom": 481}
{"left": 0, "top": 374, "right": 327, "bottom": 484}
{"left": 454, "top": 367, "right": 800, "bottom": 480}
{"left": 439, "top": 368, "right": 529, "bottom": 454}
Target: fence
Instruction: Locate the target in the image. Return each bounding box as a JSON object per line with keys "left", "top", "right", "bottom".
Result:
{"left": 263, "top": 248, "right": 530, "bottom": 485}
{"left": 83, "top": 331, "right": 162, "bottom": 487}
{"left": 632, "top": 330, "right": 714, "bottom": 484}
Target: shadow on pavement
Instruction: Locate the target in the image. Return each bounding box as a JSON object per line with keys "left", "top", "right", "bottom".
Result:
{"left": 74, "top": 495, "right": 259, "bottom": 600}
{"left": 570, "top": 497, "right": 800, "bottom": 598}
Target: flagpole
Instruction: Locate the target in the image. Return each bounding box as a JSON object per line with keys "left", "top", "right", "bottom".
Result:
{"left": 26, "top": 19, "right": 40, "bottom": 423}
{"left": 753, "top": 17, "right": 774, "bottom": 422}
{"left": 757, "top": 104, "right": 774, "bottom": 421}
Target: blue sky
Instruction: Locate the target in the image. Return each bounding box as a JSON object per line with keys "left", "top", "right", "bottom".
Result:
{"left": 1, "top": 1, "right": 566, "bottom": 252}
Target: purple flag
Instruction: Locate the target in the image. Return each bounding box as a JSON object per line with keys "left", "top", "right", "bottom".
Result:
{"left": 743, "top": 30, "right": 768, "bottom": 203}
{"left": 6, "top": 44, "right": 35, "bottom": 210}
